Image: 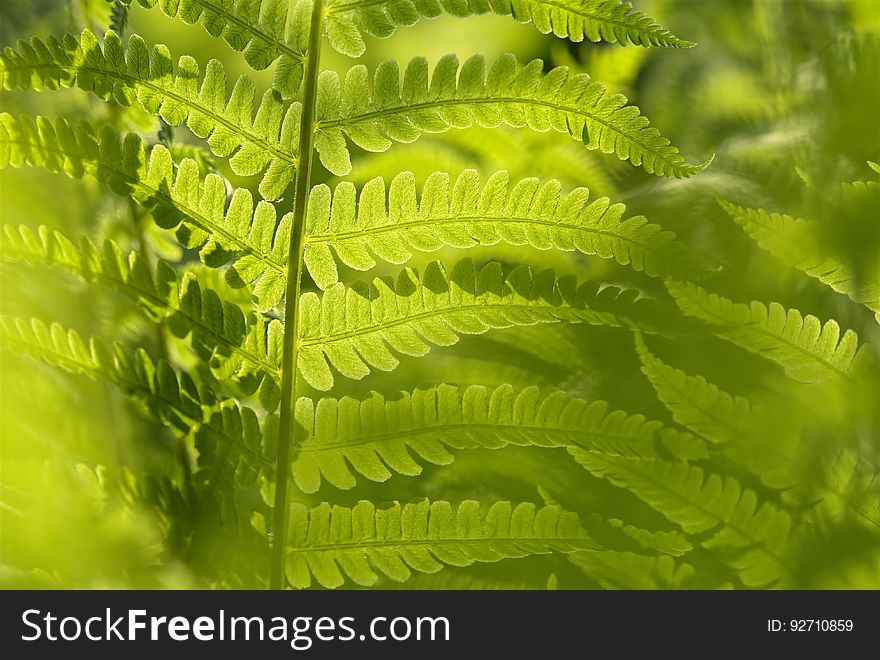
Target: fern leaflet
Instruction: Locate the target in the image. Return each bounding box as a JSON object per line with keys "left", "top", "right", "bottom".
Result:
{"left": 0, "top": 114, "right": 290, "bottom": 309}
{"left": 303, "top": 169, "right": 706, "bottom": 289}
{"left": 571, "top": 451, "right": 792, "bottom": 587}
{"left": 0, "top": 316, "right": 209, "bottom": 434}
{"left": 0, "top": 224, "right": 283, "bottom": 408}
{"left": 635, "top": 333, "right": 753, "bottom": 445}
{"left": 325, "top": 0, "right": 695, "bottom": 57}
{"left": 635, "top": 334, "right": 801, "bottom": 489}
{"left": 313, "top": 53, "right": 711, "bottom": 177}
{"left": 718, "top": 197, "right": 880, "bottom": 320}
{"left": 285, "top": 499, "right": 595, "bottom": 588}
{"left": 121, "top": 0, "right": 311, "bottom": 97}
{"left": 292, "top": 383, "right": 707, "bottom": 492}
{"left": 666, "top": 280, "right": 860, "bottom": 383}
{"left": 297, "top": 257, "right": 662, "bottom": 390}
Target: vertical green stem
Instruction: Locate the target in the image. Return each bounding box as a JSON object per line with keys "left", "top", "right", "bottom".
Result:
{"left": 269, "top": 0, "right": 325, "bottom": 590}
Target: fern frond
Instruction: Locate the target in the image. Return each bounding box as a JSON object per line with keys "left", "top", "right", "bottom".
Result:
{"left": 665, "top": 280, "right": 860, "bottom": 383}
{"left": 0, "top": 316, "right": 208, "bottom": 434}
{"left": 303, "top": 169, "right": 706, "bottom": 289}
{"left": 571, "top": 452, "right": 791, "bottom": 587}
{"left": 121, "top": 0, "right": 310, "bottom": 97}
{"left": 313, "top": 53, "right": 712, "bottom": 177}
{"left": 196, "top": 399, "right": 276, "bottom": 489}
{"left": 635, "top": 333, "right": 752, "bottom": 445}
{"left": 1, "top": 222, "right": 174, "bottom": 319}
{"left": 297, "top": 257, "right": 662, "bottom": 390}
{"left": 0, "top": 114, "right": 290, "bottom": 308}
{"left": 636, "top": 336, "right": 800, "bottom": 489}
{"left": 0, "top": 30, "right": 301, "bottom": 198}
{"left": 635, "top": 334, "right": 801, "bottom": 489}
{"left": 109, "top": 1, "right": 130, "bottom": 34}
{"left": 291, "top": 383, "right": 707, "bottom": 493}
{"left": 0, "top": 224, "right": 284, "bottom": 408}
{"left": 601, "top": 517, "right": 693, "bottom": 556}
{"left": 285, "top": 499, "right": 595, "bottom": 588}
{"left": 718, "top": 197, "right": 880, "bottom": 319}
{"left": 325, "top": 0, "right": 695, "bottom": 58}
{"left": 570, "top": 550, "right": 695, "bottom": 589}
{"left": 172, "top": 276, "right": 283, "bottom": 400}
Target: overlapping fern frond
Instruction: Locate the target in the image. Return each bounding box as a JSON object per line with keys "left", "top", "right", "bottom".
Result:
{"left": 571, "top": 452, "right": 792, "bottom": 587}
{"left": 0, "top": 30, "right": 301, "bottom": 198}
{"left": 0, "top": 317, "right": 210, "bottom": 434}
{"left": 666, "top": 280, "right": 861, "bottom": 383}
{"left": 121, "top": 0, "right": 311, "bottom": 97}
{"left": 297, "top": 257, "right": 662, "bottom": 389}
{"left": 718, "top": 197, "right": 880, "bottom": 321}
{"left": 0, "top": 224, "right": 284, "bottom": 409}
{"left": 0, "top": 113, "right": 290, "bottom": 308}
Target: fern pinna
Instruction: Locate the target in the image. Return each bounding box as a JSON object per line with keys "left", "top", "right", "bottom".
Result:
{"left": 1, "top": 1, "right": 877, "bottom": 590}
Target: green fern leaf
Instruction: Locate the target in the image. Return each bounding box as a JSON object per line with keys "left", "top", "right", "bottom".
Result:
{"left": 0, "top": 224, "right": 284, "bottom": 410}
{"left": 0, "top": 30, "right": 301, "bottom": 198}
{"left": 292, "top": 383, "right": 708, "bottom": 493}
{"left": 570, "top": 550, "right": 695, "bottom": 589}
{"left": 634, "top": 334, "right": 801, "bottom": 489}
{"left": 0, "top": 316, "right": 209, "bottom": 434}
{"left": 122, "top": 0, "right": 311, "bottom": 97}
{"left": 297, "top": 257, "right": 662, "bottom": 390}
{"left": 172, "top": 275, "right": 284, "bottom": 409}
{"left": 303, "top": 169, "right": 706, "bottom": 289}
{"left": 0, "top": 222, "right": 175, "bottom": 320}
{"left": 635, "top": 333, "right": 752, "bottom": 445}
{"left": 313, "top": 53, "right": 711, "bottom": 177}
{"left": 718, "top": 197, "right": 880, "bottom": 320}
{"left": 572, "top": 451, "right": 791, "bottom": 587}
{"left": 196, "top": 399, "right": 276, "bottom": 489}
{"left": 603, "top": 518, "right": 693, "bottom": 557}
{"left": 665, "top": 280, "right": 860, "bottom": 383}
{"left": 0, "top": 114, "right": 290, "bottom": 308}
{"left": 285, "top": 499, "right": 595, "bottom": 588}
{"left": 325, "top": 0, "right": 695, "bottom": 57}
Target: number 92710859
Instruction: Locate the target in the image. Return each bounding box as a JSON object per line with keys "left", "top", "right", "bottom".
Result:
{"left": 767, "top": 619, "right": 854, "bottom": 632}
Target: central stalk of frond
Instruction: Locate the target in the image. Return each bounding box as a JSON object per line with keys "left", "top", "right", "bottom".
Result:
{"left": 270, "top": 0, "right": 326, "bottom": 591}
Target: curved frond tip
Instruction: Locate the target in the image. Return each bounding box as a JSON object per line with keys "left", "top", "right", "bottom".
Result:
{"left": 325, "top": 0, "right": 695, "bottom": 57}
{"left": 666, "top": 279, "right": 861, "bottom": 383}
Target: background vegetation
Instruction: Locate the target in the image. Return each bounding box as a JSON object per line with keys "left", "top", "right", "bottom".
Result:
{"left": 1, "top": 0, "right": 878, "bottom": 589}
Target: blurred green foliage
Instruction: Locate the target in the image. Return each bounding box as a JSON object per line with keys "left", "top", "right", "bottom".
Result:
{"left": 0, "top": 0, "right": 878, "bottom": 589}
